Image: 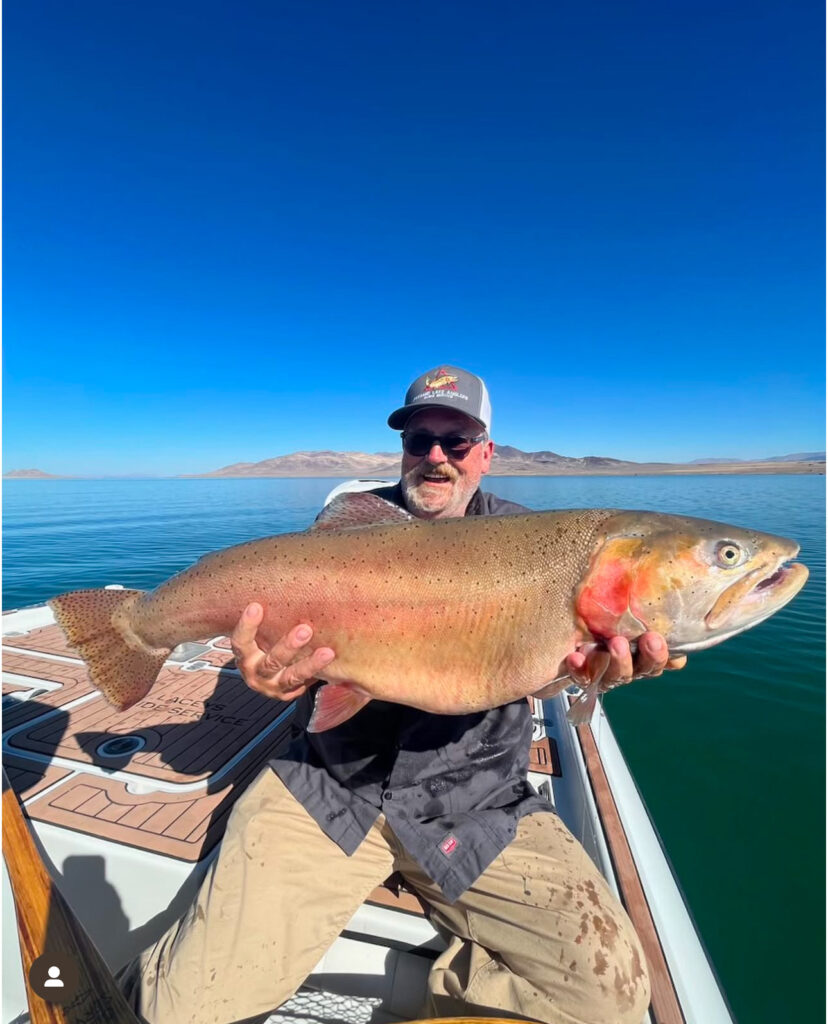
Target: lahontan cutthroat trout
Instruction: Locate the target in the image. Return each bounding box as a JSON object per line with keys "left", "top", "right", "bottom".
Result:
{"left": 48, "top": 492, "right": 808, "bottom": 732}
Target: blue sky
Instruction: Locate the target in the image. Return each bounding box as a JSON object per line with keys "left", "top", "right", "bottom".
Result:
{"left": 4, "top": 0, "right": 824, "bottom": 475}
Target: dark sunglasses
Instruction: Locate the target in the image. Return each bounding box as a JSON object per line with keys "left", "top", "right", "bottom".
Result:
{"left": 401, "top": 431, "right": 487, "bottom": 459}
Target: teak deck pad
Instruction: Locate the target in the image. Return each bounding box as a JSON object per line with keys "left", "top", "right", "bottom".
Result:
{"left": 3, "top": 624, "right": 295, "bottom": 862}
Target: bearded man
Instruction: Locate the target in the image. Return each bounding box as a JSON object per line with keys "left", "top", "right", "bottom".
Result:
{"left": 123, "top": 365, "right": 682, "bottom": 1024}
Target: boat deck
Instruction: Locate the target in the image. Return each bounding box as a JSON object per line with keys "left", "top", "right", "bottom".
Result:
{"left": 2, "top": 602, "right": 734, "bottom": 1024}
{"left": 4, "top": 623, "right": 294, "bottom": 861}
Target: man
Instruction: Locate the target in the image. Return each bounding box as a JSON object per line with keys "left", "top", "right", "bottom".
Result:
{"left": 124, "top": 365, "right": 682, "bottom": 1024}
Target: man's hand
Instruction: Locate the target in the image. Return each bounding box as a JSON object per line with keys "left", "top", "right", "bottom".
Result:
{"left": 565, "top": 632, "right": 687, "bottom": 692}
{"left": 230, "top": 603, "right": 336, "bottom": 701}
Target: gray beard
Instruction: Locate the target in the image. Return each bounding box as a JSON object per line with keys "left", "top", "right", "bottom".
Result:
{"left": 401, "top": 468, "right": 474, "bottom": 518}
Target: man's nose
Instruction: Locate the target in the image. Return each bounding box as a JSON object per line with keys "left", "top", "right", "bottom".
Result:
{"left": 425, "top": 442, "right": 448, "bottom": 464}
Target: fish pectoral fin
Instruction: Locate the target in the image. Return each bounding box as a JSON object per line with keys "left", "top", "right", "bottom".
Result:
{"left": 565, "top": 682, "right": 601, "bottom": 727}
{"left": 310, "top": 493, "right": 415, "bottom": 532}
{"left": 307, "top": 683, "right": 372, "bottom": 732}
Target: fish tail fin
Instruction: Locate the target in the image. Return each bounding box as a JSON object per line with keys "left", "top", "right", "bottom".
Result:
{"left": 48, "top": 588, "right": 170, "bottom": 710}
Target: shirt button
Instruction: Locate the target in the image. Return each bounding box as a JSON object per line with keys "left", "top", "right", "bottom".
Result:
{"left": 383, "top": 791, "right": 393, "bottom": 800}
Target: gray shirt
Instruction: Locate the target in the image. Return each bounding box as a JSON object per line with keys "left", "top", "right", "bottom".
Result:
{"left": 269, "top": 485, "right": 554, "bottom": 903}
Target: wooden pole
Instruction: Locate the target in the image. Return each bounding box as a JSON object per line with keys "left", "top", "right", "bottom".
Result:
{"left": 2, "top": 771, "right": 142, "bottom": 1023}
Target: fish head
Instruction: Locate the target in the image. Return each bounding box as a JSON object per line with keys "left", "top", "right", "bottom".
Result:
{"left": 575, "top": 512, "right": 809, "bottom": 653}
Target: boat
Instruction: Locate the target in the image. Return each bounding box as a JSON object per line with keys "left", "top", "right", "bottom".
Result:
{"left": 2, "top": 480, "right": 735, "bottom": 1024}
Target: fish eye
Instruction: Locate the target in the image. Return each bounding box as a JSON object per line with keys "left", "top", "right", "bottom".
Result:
{"left": 715, "top": 540, "right": 745, "bottom": 568}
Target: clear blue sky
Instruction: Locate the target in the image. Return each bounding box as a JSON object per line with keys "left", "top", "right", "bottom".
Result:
{"left": 4, "top": 0, "right": 824, "bottom": 475}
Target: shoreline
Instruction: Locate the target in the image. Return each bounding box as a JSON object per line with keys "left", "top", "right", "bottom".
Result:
{"left": 4, "top": 462, "right": 825, "bottom": 481}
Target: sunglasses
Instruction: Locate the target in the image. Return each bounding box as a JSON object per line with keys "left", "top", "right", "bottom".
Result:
{"left": 401, "top": 431, "right": 487, "bottom": 459}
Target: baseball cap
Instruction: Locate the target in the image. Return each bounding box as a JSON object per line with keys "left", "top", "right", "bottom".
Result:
{"left": 387, "top": 365, "right": 492, "bottom": 432}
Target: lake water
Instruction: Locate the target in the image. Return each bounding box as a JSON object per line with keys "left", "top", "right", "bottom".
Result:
{"left": 3, "top": 473, "right": 825, "bottom": 1023}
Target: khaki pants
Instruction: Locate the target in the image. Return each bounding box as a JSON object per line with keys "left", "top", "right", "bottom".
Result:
{"left": 122, "top": 769, "right": 650, "bottom": 1024}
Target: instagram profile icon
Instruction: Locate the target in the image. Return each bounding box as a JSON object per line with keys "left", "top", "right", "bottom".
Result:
{"left": 28, "top": 953, "right": 79, "bottom": 1005}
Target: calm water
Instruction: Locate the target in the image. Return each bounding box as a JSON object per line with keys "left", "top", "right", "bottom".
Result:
{"left": 3, "top": 474, "right": 825, "bottom": 1023}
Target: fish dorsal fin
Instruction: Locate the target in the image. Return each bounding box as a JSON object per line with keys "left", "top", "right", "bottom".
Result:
{"left": 310, "top": 492, "right": 415, "bottom": 532}
{"left": 307, "top": 683, "right": 372, "bottom": 732}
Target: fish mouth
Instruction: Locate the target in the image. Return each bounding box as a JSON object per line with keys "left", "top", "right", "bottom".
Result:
{"left": 705, "top": 557, "right": 809, "bottom": 633}
{"left": 747, "top": 560, "right": 809, "bottom": 606}
{"left": 753, "top": 565, "right": 793, "bottom": 592}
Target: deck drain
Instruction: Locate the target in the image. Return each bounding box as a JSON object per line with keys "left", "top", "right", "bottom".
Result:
{"left": 168, "top": 642, "right": 212, "bottom": 663}
{"left": 97, "top": 735, "right": 146, "bottom": 758}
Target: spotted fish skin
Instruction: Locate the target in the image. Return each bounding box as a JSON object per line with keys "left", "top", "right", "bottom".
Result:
{"left": 48, "top": 495, "right": 808, "bottom": 727}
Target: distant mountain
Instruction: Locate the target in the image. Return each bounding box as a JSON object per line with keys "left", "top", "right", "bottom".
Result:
{"left": 9, "top": 450, "right": 822, "bottom": 481}
{"left": 190, "top": 446, "right": 634, "bottom": 478}
{"left": 3, "top": 468, "right": 61, "bottom": 479}
{"left": 491, "top": 446, "right": 628, "bottom": 472}
{"left": 761, "top": 452, "right": 825, "bottom": 463}
{"left": 189, "top": 446, "right": 824, "bottom": 478}
{"left": 687, "top": 458, "right": 744, "bottom": 465}
{"left": 188, "top": 451, "right": 401, "bottom": 478}
{"left": 689, "top": 452, "right": 825, "bottom": 465}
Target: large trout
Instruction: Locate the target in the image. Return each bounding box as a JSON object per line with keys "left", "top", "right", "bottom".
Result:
{"left": 48, "top": 493, "right": 808, "bottom": 731}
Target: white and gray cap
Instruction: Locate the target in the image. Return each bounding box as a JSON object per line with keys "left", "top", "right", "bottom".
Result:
{"left": 387, "top": 365, "right": 492, "bottom": 432}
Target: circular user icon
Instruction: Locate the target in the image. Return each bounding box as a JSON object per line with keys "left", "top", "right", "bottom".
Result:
{"left": 28, "top": 953, "right": 79, "bottom": 1005}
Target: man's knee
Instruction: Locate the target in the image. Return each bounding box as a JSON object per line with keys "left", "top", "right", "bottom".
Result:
{"left": 426, "top": 926, "right": 650, "bottom": 1024}
{"left": 537, "top": 924, "right": 651, "bottom": 1024}
{"left": 582, "top": 939, "right": 650, "bottom": 1024}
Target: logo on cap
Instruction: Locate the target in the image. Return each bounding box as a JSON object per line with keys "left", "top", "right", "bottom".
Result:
{"left": 425, "top": 369, "right": 458, "bottom": 393}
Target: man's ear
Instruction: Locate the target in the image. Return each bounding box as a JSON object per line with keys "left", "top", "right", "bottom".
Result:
{"left": 480, "top": 440, "right": 494, "bottom": 475}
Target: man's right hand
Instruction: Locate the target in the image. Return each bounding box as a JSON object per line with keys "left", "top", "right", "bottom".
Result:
{"left": 230, "top": 603, "right": 336, "bottom": 701}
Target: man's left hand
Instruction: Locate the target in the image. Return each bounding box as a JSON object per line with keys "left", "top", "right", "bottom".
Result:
{"left": 565, "top": 632, "right": 686, "bottom": 692}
